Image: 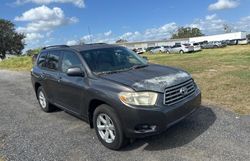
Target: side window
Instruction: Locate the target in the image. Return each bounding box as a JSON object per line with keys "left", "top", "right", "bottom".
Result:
{"left": 62, "top": 51, "right": 82, "bottom": 73}
{"left": 37, "top": 52, "right": 47, "bottom": 68}
{"left": 47, "top": 51, "right": 60, "bottom": 70}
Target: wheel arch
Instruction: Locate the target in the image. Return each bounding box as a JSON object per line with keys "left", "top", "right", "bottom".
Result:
{"left": 34, "top": 82, "right": 42, "bottom": 98}
{"left": 88, "top": 99, "right": 110, "bottom": 128}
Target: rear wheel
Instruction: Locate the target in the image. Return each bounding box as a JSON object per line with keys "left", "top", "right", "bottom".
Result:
{"left": 93, "top": 104, "right": 127, "bottom": 150}
{"left": 166, "top": 50, "right": 170, "bottom": 54}
{"left": 37, "top": 86, "right": 54, "bottom": 112}
{"left": 179, "top": 50, "right": 184, "bottom": 54}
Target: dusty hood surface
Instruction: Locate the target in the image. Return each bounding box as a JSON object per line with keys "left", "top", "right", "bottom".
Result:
{"left": 99, "top": 64, "right": 191, "bottom": 93}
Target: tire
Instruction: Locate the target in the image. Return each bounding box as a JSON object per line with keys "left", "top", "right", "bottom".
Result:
{"left": 93, "top": 104, "right": 127, "bottom": 150}
{"left": 179, "top": 50, "right": 184, "bottom": 54}
{"left": 37, "top": 86, "right": 53, "bottom": 112}
{"left": 166, "top": 50, "right": 170, "bottom": 54}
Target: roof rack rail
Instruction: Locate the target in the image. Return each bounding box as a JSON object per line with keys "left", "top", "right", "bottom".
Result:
{"left": 86, "top": 43, "right": 107, "bottom": 45}
{"left": 42, "top": 45, "right": 69, "bottom": 50}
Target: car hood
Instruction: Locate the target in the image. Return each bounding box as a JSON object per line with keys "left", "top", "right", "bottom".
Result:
{"left": 99, "top": 64, "right": 191, "bottom": 93}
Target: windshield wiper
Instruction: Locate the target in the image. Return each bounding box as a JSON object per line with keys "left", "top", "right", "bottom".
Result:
{"left": 96, "top": 64, "right": 149, "bottom": 75}
{"left": 96, "top": 69, "right": 129, "bottom": 75}
{"left": 130, "top": 64, "right": 149, "bottom": 70}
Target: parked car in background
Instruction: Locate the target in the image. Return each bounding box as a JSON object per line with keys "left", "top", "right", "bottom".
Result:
{"left": 211, "top": 41, "right": 226, "bottom": 48}
{"left": 190, "top": 43, "right": 202, "bottom": 52}
{"left": 150, "top": 46, "right": 170, "bottom": 54}
{"left": 238, "top": 39, "right": 248, "bottom": 45}
{"left": 145, "top": 47, "right": 155, "bottom": 52}
{"left": 170, "top": 43, "right": 194, "bottom": 53}
{"left": 132, "top": 48, "right": 145, "bottom": 55}
{"left": 201, "top": 42, "right": 222, "bottom": 49}
{"left": 136, "top": 48, "right": 146, "bottom": 54}
{"left": 228, "top": 40, "right": 238, "bottom": 45}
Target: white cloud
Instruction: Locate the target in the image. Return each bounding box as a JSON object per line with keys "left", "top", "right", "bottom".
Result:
{"left": 15, "top": 0, "right": 85, "bottom": 8}
{"left": 15, "top": 5, "right": 65, "bottom": 21}
{"left": 81, "top": 35, "right": 93, "bottom": 42}
{"left": 208, "top": 0, "right": 239, "bottom": 10}
{"left": 117, "top": 23, "right": 178, "bottom": 42}
{"left": 66, "top": 40, "right": 78, "bottom": 45}
{"left": 67, "top": 22, "right": 178, "bottom": 45}
{"left": 25, "top": 33, "right": 44, "bottom": 42}
{"left": 234, "top": 16, "right": 250, "bottom": 31}
{"left": 15, "top": 5, "right": 78, "bottom": 43}
{"left": 188, "top": 14, "right": 225, "bottom": 34}
{"left": 144, "top": 23, "right": 178, "bottom": 40}
{"left": 120, "top": 31, "right": 140, "bottom": 40}
{"left": 104, "top": 30, "right": 112, "bottom": 36}
{"left": 206, "top": 14, "right": 217, "bottom": 20}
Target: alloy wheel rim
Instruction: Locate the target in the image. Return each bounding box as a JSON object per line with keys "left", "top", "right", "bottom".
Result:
{"left": 39, "top": 91, "right": 46, "bottom": 109}
{"left": 96, "top": 113, "right": 116, "bottom": 143}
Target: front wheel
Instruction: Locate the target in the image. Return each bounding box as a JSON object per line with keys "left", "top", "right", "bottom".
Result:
{"left": 93, "top": 104, "right": 127, "bottom": 150}
{"left": 179, "top": 50, "right": 184, "bottom": 54}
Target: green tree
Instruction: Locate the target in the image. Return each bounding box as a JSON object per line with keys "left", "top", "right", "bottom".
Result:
{"left": 26, "top": 48, "right": 41, "bottom": 56}
{"left": 115, "top": 39, "right": 128, "bottom": 43}
{"left": 0, "top": 19, "right": 25, "bottom": 59}
{"left": 171, "top": 27, "right": 204, "bottom": 39}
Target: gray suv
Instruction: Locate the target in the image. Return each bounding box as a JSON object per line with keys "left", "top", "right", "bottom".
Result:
{"left": 31, "top": 43, "right": 201, "bottom": 150}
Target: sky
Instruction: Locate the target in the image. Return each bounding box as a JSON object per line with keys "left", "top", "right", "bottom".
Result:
{"left": 1, "top": 0, "right": 250, "bottom": 50}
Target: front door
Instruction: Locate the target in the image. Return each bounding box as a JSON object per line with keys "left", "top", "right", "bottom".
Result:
{"left": 56, "top": 50, "right": 86, "bottom": 114}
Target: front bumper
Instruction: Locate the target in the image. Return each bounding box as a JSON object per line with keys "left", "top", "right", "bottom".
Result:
{"left": 119, "top": 89, "right": 201, "bottom": 138}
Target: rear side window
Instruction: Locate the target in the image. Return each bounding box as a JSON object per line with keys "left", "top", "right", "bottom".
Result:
{"left": 62, "top": 51, "right": 82, "bottom": 73}
{"left": 37, "top": 52, "right": 47, "bottom": 68}
{"left": 47, "top": 51, "right": 60, "bottom": 70}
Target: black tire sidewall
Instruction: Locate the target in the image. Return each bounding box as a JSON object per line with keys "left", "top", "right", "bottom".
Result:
{"left": 93, "top": 104, "right": 125, "bottom": 150}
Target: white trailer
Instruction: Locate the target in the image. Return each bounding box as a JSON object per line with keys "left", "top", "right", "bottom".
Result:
{"left": 189, "top": 32, "right": 247, "bottom": 43}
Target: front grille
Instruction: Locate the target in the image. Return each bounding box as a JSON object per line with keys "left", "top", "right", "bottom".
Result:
{"left": 164, "top": 79, "right": 196, "bottom": 105}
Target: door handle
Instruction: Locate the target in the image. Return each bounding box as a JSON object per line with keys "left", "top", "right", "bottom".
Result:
{"left": 40, "top": 72, "right": 46, "bottom": 79}
{"left": 57, "top": 77, "right": 62, "bottom": 83}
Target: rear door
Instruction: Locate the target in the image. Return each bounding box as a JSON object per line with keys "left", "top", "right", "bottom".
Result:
{"left": 44, "top": 51, "right": 62, "bottom": 103}
{"left": 56, "top": 50, "right": 87, "bottom": 115}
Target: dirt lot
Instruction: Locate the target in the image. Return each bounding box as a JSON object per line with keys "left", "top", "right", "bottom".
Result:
{"left": 0, "top": 70, "right": 250, "bottom": 161}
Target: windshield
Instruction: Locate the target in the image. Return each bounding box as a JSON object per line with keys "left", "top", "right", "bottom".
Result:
{"left": 80, "top": 47, "right": 147, "bottom": 74}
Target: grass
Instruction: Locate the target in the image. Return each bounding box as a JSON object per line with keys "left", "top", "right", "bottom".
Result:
{"left": 0, "top": 56, "right": 32, "bottom": 71}
{"left": 144, "top": 45, "right": 250, "bottom": 114}
{"left": 0, "top": 45, "right": 249, "bottom": 114}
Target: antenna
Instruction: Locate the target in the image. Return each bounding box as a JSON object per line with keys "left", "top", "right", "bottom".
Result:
{"left": 88, "top": 26, "right": 93, "bottom": 43}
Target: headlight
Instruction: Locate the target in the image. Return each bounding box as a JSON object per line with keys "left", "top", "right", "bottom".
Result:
{"left": 119, "top": 92, "right": 158, "bottom": 106}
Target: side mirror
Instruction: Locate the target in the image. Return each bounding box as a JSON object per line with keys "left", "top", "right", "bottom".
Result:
{"left": 66, "top": 67, "right": 84, "bottom": 77}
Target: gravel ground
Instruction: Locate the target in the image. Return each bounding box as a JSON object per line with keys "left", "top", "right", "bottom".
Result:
{"left": 0, "top": 70, "right": 250, "bottom": 161}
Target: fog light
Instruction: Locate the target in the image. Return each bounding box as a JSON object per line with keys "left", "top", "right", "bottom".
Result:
{"left": 135, "top": 124, "right": 157, "bottom": 133}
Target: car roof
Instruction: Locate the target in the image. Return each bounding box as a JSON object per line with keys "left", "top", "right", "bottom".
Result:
{"left": 42, "top": 43, "right": 122, "bottom": 52}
